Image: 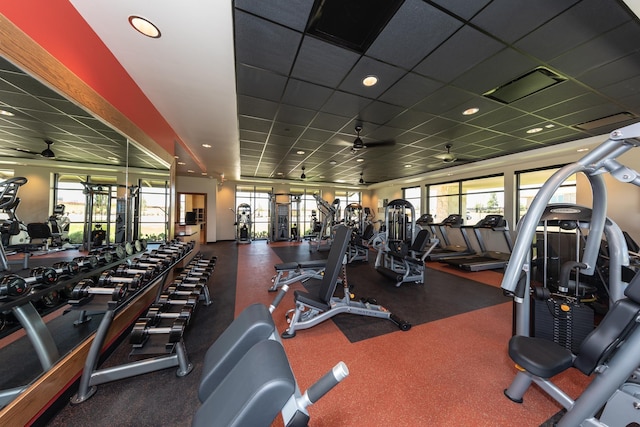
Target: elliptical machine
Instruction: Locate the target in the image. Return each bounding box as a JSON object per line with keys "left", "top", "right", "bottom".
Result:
{"left": 47, "top": 204, "right": 70, "bottom": 246}
{"left": 0, "top": 177, "right": 31, "bottom": 248}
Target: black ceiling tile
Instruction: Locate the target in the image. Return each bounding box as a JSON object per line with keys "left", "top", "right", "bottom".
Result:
{"left": 236, "top": 95, "right": 279, "bottom": 120}
{"left": 451, "top": 48, "right": 538, "bottom": 94}
{"left": 455, "top": 128, "right": 503, "bottom": 144}
{"left": 600, "top": 74, "right": 640, "bottom": 99}
{"left": 281, "top": 79, "right": 334, "bottom": 110}
{"left": 267, "top": 133, "right": 297, "bottom": 146}
{"left": 358, "top": 101, "right": 404, "bottom": 125}
{"left": 338, "top": 56, "right": 405, "bottom": 99}
{"left": 363, "top": 125, "right": 401, "bottom": 142}
{"left": 300, "top": 128, "right": 334, "bottom": 142}
{"left": 378, "top": 72, "right": 442, "bottom": 108}
{"left": 411, "top": 136, "right": 449, "bottom": 149}
{"left": 523, "top": 126, "right": 585, "bottom": 143}
{"left": 271, "top": 122, "right": 306, "bottom": 138}
{"left": 430, "top": 0, "right": 491, "bottom": 20}
{"left": 234, "top": 0, "right": 314, "bottom": 32}
{"left": 320, "top": 91, "right": 373, "bottom": 118}
{"left": 238, "top": 115, "right": 273, "bottom": 133}
{"left": 236, "top": 65, "right": 287, "bottom": 102}
{"left": 535, "top": 93, "right": 609, "bottom": 120}
{"left": 433, "top": 122, "right": 481, "bottom": 140}
{"left": 309, "top": 112, "right": 351, "bottom": 131}
{"left": 275, "top": 104, "right": 316, "bottom": 126}
{"left": 239, "top": 129, "right": 268, "bottom": 143}
{"left": 240, "top": 140, "right": 265, "bottom": 151}
{"left": 619, "top": 92, "right": 640, "bottom": 111}
{"left": 413, "top": 86, "right": 475, "bottom": 115}
{"left": 386, "top": 110, "right": 433, "bottom": 130}
{"left": 294, "top": 139, "right": 323, "bottom": 150}
{"left": 234, "top": 11, "right": 302, "bottom": 75}
{"left": 554, "top": 104, "right": 625, "bottom": 127}
{"left": 471, "top": 0, "right": 578, "bottom": 44}
{"left": 439, "top": 95, "right": 503, "bottom": 122}
{"left": 291, "top": 36, "right": 360, "bottom": 87}
{"left": 467, "top": 106, "right": 524, "bottom": 128}
{"left": 577, "top": 52, "right": 640, "bottom": 90}
{"left": 366, "top": 0, "right": 463, "bottom": 70}
{"left": 509, "top": 80, "right": 585, "bottom": 112}
{"left": 550, "top": 21, "right": 640, "bottom": 77}
{"left": 489, "top": 113, "right": 544, "bottom": 133}
{"left": 412, "top": 116, "right": 460, "bottom": 135}
{"left": 413, "top": 25, "right": 505, "bottom": 83}
{"left": 514, "top": 0, "right": 632, "bottom": 62}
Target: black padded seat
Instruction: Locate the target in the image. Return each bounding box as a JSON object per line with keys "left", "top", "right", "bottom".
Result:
{"left": 292, "top": 289, "right": 330, "bottom": 311}
{"left": 508, "top": 336, "right": 573, "bottom": 378}
{"left": 198, "top": 303, "right": 275, "bottom": 402}
{"left": 297, "top": 259, "right": 327, "bottom": 269}
{"left": 274, "top": 262, "right": 299, "bottom": 271}
{"left": 192, "top": 340, "right": 295, "bottom": 427}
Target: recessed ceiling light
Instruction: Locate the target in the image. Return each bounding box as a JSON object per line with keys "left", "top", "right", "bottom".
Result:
{"left": 329, "top": 160, "right": 337, "bottom": 165}
{"left": 107, "top": 156, "right": 119, "bottom": 162}
{"left": 177, "top": 161, "right": 186, "bottom": 165}
{"left": 526, "top": 127, "right": 543, "bottom": 134}
{"left": 201, "top": 172, "right": 207, "bottom": 175}
{"left": 202, "top": 144, "right": 211, "bottom": 148}
{"left": 404, "top": 164, "right": 412, "bottom": 168}
{"left": 296, "top": 150, "right": 305, "bottom": 155}
{"left": 276, "top": 172, "right": 283, "bottom": 176}
{"left": 356, "top": 158, "right": 364, "bottom": 162}
{"left": 0, "top": 110, "right": 14, "bottom": 116}
{"left": 362, "top": 75, "right": 378, "bottom": 87}
{"left": 545, "top": 124, "right": 555, "bottom": 128}
{"left": 577, "top": 148, "right": 589, "bottom": 152}
{"left": 174, "top": 155, "right": 179, "bottom": 159}
{"left": 187, "top": 169, "right": 194, "bottom": 173}
{"left": 462, "top": 107, "right": 479, "bottom": 116}
{"left": 129, "top": 16, "right": 161, "bottom": 38}
{"left": 335, "top": 179, "right": 346, "bottom": 183}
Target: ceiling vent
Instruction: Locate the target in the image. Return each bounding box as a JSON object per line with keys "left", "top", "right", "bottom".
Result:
{"left": 575, "top": 112, "right": 636, "bottom": 131}
{"left": 483, "top": 67, "right": 566, "bottom": 104}
{"left": 305, "top": 0, "right": 404, "bottom": 53}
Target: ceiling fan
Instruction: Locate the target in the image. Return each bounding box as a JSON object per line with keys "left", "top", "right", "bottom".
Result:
{"left": 350, "top": 125, "right": 395, "bottom": 152}
{"left": 428, "top": 143, "right": 472, "bottom": 168}
{"left": 9, "top": 139, "right": 56, "bottom": 159}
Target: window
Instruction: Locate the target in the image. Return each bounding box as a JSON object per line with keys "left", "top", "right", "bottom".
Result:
{"left": 137, "top": 179, "right": 169, "bottom": 243}
{"left": 53, "top": 174, "right": 88, "bottom": 244}
{"left": 236, "top": 186, "right": 272, "bottom": 240}
{"left": 427, "top": 175, "right": 504, "bottom": 226}
{"left": 402, "top": 186, "right": 421, "bottom": 218}
{"left": 516, "top": 167, "right": 576, "bottom": 223}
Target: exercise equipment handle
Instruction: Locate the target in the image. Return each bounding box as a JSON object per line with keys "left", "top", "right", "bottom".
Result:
{"left": 559, "top": 261, "right": 588, "bottom": 291}
{"left": 304, "top": 361, "right": 349, "bottom": 405}
{"left": 269, "top": 284, "right": 289, "bottom": 313}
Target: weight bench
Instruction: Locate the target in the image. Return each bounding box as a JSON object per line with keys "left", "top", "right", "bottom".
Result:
{"left": 281, "top": 225, "right": 411, "bottom": 339}
{"left": 375, "top": 229, "right": 438, "bottom": 287}
{"left": 268, "top": 259, "right": 326, "bottom": 292}
{"left": 504, "top": 268, "right": 640, "bottom": 426}
{"left": 195, "top": 301, "right": 348, "bottom": 426}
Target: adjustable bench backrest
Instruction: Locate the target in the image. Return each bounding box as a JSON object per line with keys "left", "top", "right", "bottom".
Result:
{"left": 573, "top": 270, "right": 640, "bottom": 375}
{"left": 410, "top": 229, "right": 431, "bottom": 253}
{"left": 318, "top": 225, "right": 351, "bottom": 305}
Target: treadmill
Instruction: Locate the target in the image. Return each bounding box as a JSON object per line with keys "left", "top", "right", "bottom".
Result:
{"left": 426, "top": 214, "right": 476, "bottom": 261}
{"left": 441, "top": 214, "right": 513, "bottom": 271}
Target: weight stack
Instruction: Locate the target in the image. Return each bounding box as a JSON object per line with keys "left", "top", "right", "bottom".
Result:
{"left": 532, "top": 297, "right": 594, "bottom": 354}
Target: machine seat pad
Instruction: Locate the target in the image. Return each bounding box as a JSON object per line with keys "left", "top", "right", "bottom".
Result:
{"left": 293, "top": 289, "right": 330, "bottom": 311}
{"left": 198, "top": 303, "right": 275, "bottom": 402}
{"left": 192, "top": 340, "right": 295, "bottom": 427}
{"left": 297, "top": 259, "right": 327, "bottom": 269}
{"left": 508, "top": 335, "right": 573, "bottom": 378}
{"left": 274, "top": 262, "right": 300, "bottom": 271}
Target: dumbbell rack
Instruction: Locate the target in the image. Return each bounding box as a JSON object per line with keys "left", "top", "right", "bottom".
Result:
{"left": 0, "top": 246, "right": 150, "bottom": 408}
{"left": 70, "top": 242, "right": 199, "bottom": 404}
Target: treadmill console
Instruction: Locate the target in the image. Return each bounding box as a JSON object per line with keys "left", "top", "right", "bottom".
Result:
{"left": 440, "top": 214, "right": 463, "bottom": 226}
{"left": 476, "top": 215, "right": 506, "bottom": 228}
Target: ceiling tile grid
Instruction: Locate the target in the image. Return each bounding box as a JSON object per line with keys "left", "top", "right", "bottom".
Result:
{"left": 233, "top": 0, "right": 640, "bottom": 184}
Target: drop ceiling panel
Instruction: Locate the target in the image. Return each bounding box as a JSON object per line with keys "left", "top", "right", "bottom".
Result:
{"left": 291, "top": 36, "right": 360, "bottom": 87}
{"left": 236, "top": 65, "right": 287, "bottom": 102}
{"left": 281, "top": 79, "right": 334, "bottom": 110}
{"left": 577, "top": 52, "right": 640, "bottom": 89}
{"left": 338, "top": 56, "right": 406, "bottom": 99}
{"left": 366, "top": 0, "right": 463, "bottom": 70}
{"left": 234, "top": 0, "right": 314, "bottom": 32}
{"left": 236, "top": 96, "right": 279, "bottom": 120}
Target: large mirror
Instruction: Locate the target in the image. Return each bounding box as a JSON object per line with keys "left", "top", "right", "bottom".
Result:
{"left": 0, "top": 54, "right": 171, "bottom": 409}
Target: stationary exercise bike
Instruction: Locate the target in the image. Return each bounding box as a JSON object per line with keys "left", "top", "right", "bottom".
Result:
{"left": 47, "top": 204, "right": 70, "bottom": 246}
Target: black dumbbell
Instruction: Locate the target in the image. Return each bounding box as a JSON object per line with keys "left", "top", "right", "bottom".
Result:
{"left": 89, "top": 248, "right": 114, "bottom": 265}
{"left": 129, "top": 260, "right": 163, "bottom": 273}
{"left": 0, "top": 275, "right": 30, "bottom": 297}
{"left": 98, "top": 270, "right": 143, "bottom": 290}
{"left": 138, "top": 254, "right": 173, "bottom": 267}
{"left": 30, "top": 266, "right": 59, "bottom": 286}
{"left": 39, "top": 289, "right": 61, "bottom": 308}
{"left": 172, "top": 278, "right": 205, "bottom": 289}
{"left": 114, "top": 264, "right": 155, "bottom": 280}
{"left": 72, "top": 255, "right": 99, "bottom": 271}
{"left": 70, "top": 279, "right": 126, "bottom": 302}
{"left": 52, "top": 260, "right": 80, "bottom": 277}
{"left": 175, "top": 273, "right": 207, "bottom": 285}
{"left": 145, "top": 304, "right": 193, "bottom": 325}
{"left": 129, "top": 317, "right": 187, "bottom": 347}
{"left": 165, "top": 285, "right": 201, "bottom": 298}
{"left": 157, "top": 292, "right": 197, "bottom": 307}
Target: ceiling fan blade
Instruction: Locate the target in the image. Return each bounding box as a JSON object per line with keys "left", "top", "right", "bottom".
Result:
{"left": 363, "top": 139, "right": 395, "bottom": 148}
{"left": 11, "top": 147, "right": 40, "bottom": 156}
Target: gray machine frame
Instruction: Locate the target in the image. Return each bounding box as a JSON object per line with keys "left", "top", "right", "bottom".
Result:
{"left": 501, "top": 122, "right": 640, "bottom": 426}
